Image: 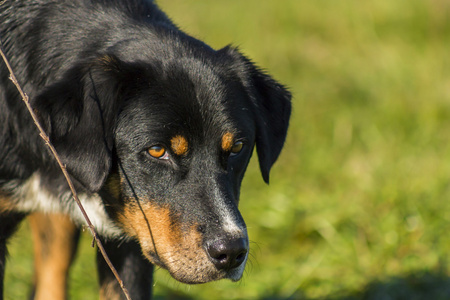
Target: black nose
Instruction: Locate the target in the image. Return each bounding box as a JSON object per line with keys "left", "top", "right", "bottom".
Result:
{"left": 206, "top": 237, "right": 248, "bottom": 271}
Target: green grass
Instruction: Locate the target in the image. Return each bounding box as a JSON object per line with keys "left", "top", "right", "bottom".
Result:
{"left": 5, "top": 0, "right": 450, "bottom": 299}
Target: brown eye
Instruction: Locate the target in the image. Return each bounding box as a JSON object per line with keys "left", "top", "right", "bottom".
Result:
{"left": 230, "top": 141, "right": 244, "bottom": 155}
{"left": 148, "top": 145, "right": 167, "bottom": 159}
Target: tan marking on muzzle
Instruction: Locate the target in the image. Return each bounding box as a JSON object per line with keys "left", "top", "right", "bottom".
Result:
{"left": 117, "top": 200, "right": 228, "bottom": 283}
{"left": 221, "top": 132, "right": 235, "bottom": 152}
{"left": 171, "top": 135, "right": 189, "bottom": 156}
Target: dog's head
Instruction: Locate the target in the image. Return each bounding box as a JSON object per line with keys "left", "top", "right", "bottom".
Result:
{"left": 33, "top": 45, "right": 291, "bottom": 283}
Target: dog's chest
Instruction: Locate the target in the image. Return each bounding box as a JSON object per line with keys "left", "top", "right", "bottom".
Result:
{"left": 6, "top": 173, "right": 124, "bottom": 238}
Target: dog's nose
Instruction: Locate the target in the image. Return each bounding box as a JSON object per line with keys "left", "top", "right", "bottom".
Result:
{"left": 206, "top": 237, "right": 248, "bottom": 271}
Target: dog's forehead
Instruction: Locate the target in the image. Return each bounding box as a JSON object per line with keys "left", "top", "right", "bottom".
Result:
{"left": 116, "top": 71, "right": 253, "bottom": 150}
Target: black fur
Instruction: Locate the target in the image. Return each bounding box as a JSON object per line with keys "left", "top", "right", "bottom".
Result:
{"left": 0, "top": 0, "right": 291, "bottom": 299}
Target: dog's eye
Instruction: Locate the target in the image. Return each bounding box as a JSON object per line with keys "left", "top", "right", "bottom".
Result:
{"left": 148, "top": 145, "right": 168, "bottom": 159}
{"left": 230, "top": 141, "right": 244, "bottom": 156}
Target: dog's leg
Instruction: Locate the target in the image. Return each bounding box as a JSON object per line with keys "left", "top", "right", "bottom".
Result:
{"left": 28, "top": 213, "right": 80, "bottom": 300}
{"left": 97, "top": 238, "right": 154, "bottom": 300}
{"left": 0, "top": 211, "right": 25, "bottom": 300}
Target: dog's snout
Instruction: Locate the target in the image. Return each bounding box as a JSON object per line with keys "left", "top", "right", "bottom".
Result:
{"left": 206, "top": 237, "right": 248, "bottom": 271}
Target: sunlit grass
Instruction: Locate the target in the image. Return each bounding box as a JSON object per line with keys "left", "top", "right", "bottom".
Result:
{"left": 5, "top": 0, "right": 450, "bottom": 299}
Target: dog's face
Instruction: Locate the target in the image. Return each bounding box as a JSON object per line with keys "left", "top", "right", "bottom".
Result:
{"left": 33, "top": 47, "right": 291, "bottom": 283}
{"left": 109, "top": 58, "right": 257, "bottom": 283}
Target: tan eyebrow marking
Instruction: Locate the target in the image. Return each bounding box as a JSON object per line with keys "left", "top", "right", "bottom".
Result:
{"left": 171, "top": 135, "right": 189, "bottom": 156}
{"left": 221, "top": 132, "right": 235, "bottom": 152}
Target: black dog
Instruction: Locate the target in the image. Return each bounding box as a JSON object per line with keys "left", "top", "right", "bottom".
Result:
{"left": 0, "top": 0, "right": 291, "bottom": 299}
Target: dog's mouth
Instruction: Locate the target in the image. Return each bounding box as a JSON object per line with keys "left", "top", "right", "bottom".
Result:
{"left": 116, "top": 201, "right": 248, "bottom": 283}
{"left": 141, "top": 238, "right": 249, "bottom": 284}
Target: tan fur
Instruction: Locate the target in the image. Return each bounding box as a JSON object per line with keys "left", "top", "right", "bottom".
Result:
{"left": 170, "top": 135, "right": 189, "bottom": 156}
{"left": 29, "top": 213, "right": 79, "bottom": 300}
{"left": 117, "top": 200, "right": 220, "bottom": 283}
{"left": 0, "top": 192, "right": 16, "bottom": 213}
{"left": 221, "top": 132, "right": 235, "bottom": 152}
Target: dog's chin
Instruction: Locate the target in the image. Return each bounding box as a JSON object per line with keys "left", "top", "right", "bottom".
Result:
{"left": 168, "top": 266, "right": 246, "bottom": 285}
{"left": 173, "top": 256, "right": 247, "bottom": 284}
{"left": 141, "top": 249, "right": 247, "bottom": 284}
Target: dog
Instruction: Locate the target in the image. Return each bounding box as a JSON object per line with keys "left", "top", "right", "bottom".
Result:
{"left": 0, "top": 0, "right": 291, "bottom": 299}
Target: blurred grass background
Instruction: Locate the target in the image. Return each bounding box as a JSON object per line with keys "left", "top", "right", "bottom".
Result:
{"left": 4, "top": 0, "right": 450, "bottom": 299}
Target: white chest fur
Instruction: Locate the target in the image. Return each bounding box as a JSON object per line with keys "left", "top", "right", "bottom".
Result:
{"left": 10, "top": 173, "right": 124, "bottom": 238}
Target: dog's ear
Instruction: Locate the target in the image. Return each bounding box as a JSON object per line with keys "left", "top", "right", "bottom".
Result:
{"left": 32, "top": 55, "right": 138, "bottom": 192}
{"left": 223, "top": 47, "right": 292, "bottom": 183}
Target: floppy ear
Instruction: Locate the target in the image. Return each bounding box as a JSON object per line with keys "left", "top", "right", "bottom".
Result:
{"left": 224, "top": 47, "right": 292, "bottom": 183}
{"left": 32, "top": 55, "right": 135, "bottom": 192}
